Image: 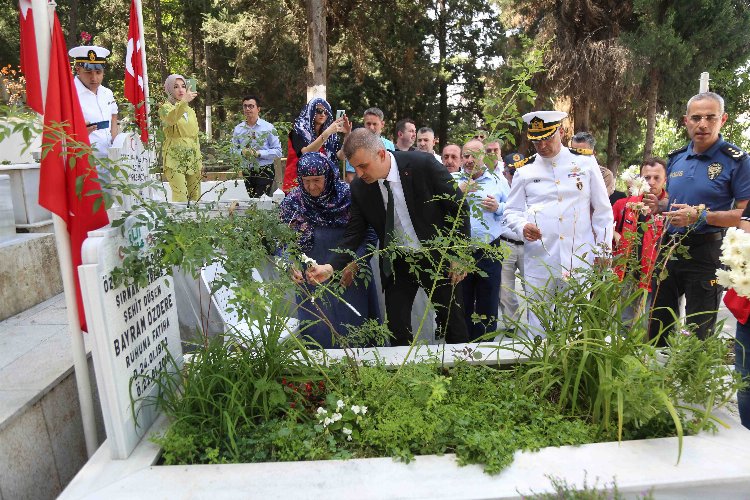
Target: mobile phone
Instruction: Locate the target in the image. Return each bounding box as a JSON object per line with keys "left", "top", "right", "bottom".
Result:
{"left": 186, "top": 78, "right": 197, "bottom": 92}
{"left": 336, "top": 109, "right": 345, "bottom": 120}
{"left": 90, "top": 120, "right": 110, "bottom": 130}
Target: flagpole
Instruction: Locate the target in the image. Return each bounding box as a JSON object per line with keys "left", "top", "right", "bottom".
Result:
{"left": 135, "top": 0, "right": 150, "bottom": 133}
{"left": 30, "top": 0, "right": 50, "bottom": 106}
{"left": 36, "top": 0, "right": 100, "bottom": 458}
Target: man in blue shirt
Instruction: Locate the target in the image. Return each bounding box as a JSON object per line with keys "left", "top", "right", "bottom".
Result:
{"left": 457, "top": 139, "right": 510, "bottom": 340}
{"left": 648, "top": 92, "right": 750, "bottom": 344}
{"left": 231, "top": 95, "right": 282, "bottom": 197}
{"left": 344, "top": 107, "right": 395, "bottom": 182}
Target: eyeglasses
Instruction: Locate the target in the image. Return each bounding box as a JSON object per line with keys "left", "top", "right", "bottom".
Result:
{"left": 688, "top": 114, "right": 721, "bottom": 123}
{"left": 314, "top": 108, "right": 328, "bottom": 115}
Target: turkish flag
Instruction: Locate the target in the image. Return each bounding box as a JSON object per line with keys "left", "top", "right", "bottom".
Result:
{"left": 39, "top": 12, "right": 109, "bottom": 332}
{"left": 125, "top": 0, "right": 148, "bottom": 143}
{"left": 18, "top": 0, "right": 43, "bottom": 114}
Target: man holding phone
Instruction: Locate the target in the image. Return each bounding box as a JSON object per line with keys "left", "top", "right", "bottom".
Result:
{"left": 69, "top": 45, "right": 119, "bottom": 160}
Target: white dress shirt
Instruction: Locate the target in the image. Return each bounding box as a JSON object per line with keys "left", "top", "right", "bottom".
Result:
{"left": 74, "top": 76, "right": 118, "bottom": 158}
{"left": 504, "top": 147, "right": 613, "bottom": 278}
{"left": 378, "top": 152, "right": 422, "bottom": 250}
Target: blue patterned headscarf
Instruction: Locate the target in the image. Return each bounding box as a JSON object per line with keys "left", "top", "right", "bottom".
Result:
{"left": 279, "top": 153, "right": 351, "bottom": 251}
{"left": 292, "top": 98, "right": 340, "bottom": 161}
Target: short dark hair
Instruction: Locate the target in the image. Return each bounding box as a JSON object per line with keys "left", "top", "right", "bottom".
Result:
{"left": 395, "top": 118, "right": 415, "bottom": 137}
{"left": 343, "top": 128, "right": 385, "bottom": 160}
{"left": 363, "top": 107, "right": 384, "bottom": 120}
{"left": 641, "top": 157, "right": 667, "bottom": 174}
{"left": 571, "top": 131, "right": 596, "bottom": 149}
{"left": 417, "top": 127, "right": 434, "bottom": 135}
{"left": 242, "top": 95, "right": 260, "bottom": 106}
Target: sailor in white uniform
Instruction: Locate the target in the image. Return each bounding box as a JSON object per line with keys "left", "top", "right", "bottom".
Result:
{"left": 69, "top": 45, "right": 119, "bottom": 163}
{"left": 503, "top": 111, "right": 613, "bottom": 339}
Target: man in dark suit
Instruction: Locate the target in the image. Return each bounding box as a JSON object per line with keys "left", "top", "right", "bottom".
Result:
{"left": 306, "top": 128, "right": 470, "bottom": 345}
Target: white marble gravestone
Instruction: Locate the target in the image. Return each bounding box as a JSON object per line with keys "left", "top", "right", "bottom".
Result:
{"left": 0, "top": 175, "right": 15, "bottom": 240}
{"left": 78, "top": 217, "right": 183, "bottom": 459}
{"left": 109, "top": 132, "right": 154, "bottom": 210}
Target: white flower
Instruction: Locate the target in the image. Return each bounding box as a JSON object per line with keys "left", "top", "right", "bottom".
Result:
{"left": 715, "top": 269, "right": 734, "bottom": 288}
{"left": 301, "top": 254, "right": 318, "bottom": 267}
{"left": 316, "top": 407, "right": 327, "bottom": 415}
{"left": 528, "top": 203, "right": 546, "bottom": 216}
{"left": 323, "top": 417, "right": 332, "bottom": 426}
{"left": 332, "top": 412, "right": 342, "bottom": 422}
{"left": 679, "top": 328, "right": 691, "bottom": 336}
{"left": 361, "top": 406, "right": 368, "bottom": 414}
{"left": 604, "top": 335, "right": 612, "bottom": 345}
{"left": 347, "top": 435, "right": 352, "bottom": 441}
{"left": 628, "top": 177, "right": 651, "bottom": 197}
{"left": 342, "top": 427, "right": 352, "bottom": 435}
{"left": 351, "top": 405, "right": 361, "bottom": 414}
{"left": 336, "top": 399, "right": 345, "bottom": 410}
{"left": 620, "top": 165, "right": 640, "bottom": 184}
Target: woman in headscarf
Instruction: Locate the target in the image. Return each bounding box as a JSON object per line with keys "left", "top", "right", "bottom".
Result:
{"left": 280, "top": 153, "right": 379, "bottom": 348}
{"left": 159, "top": 74, "right": 202, "bottom": 202}
{"left": 281, "top": 97, "right": 351, "bottom": 192}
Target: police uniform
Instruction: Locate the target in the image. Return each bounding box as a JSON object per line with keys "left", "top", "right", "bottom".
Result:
{"left": 504, "top": 111, "right": 613, "bottom": 337}
{"left": 649, "top": 135, "right": 750, "bottom": 343}
{"left": 69, "top": 46, "right": 119, "bottom": 159}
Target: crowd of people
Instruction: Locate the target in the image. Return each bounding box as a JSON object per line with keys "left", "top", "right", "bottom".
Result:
{"left": 68, "top": 43, "right": 749, "bottom": 430}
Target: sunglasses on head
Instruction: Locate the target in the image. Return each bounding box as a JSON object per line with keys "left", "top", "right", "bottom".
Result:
{"left": 315, "top": 108, "right": 328, "bottom": 115}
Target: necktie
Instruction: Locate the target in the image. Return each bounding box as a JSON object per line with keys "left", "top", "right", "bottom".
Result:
{"left": 383, "top": 180, "right": 395, "bottom": 278}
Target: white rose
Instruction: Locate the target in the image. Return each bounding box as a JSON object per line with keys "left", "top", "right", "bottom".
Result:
{"left": 715, "top": 269, "right": 734, "bottom": 288}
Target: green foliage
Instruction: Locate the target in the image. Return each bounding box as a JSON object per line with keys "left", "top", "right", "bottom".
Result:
{"left": 523, "top": 475, "right": 654, "bottom": 500}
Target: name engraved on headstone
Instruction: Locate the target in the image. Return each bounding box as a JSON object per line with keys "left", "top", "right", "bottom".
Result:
{"left": 79, "top": 220, "right": 183, "bottom": 459}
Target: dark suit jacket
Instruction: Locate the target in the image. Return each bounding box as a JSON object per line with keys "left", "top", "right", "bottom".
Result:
{"left": 330, "top": 151, "right": 470, "bottom": 274}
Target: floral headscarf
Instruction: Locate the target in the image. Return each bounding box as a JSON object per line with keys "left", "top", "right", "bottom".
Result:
{"left": 292, "top": 98, "right": 340, "bottom": 161}
{"left": 279, "top": 153, "right": 351, "bottom": 251}
{"left": 164, "top": 73, "right": 186, "bottom": 104}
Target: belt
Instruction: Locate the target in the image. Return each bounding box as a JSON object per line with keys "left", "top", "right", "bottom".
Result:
{"left": 666, "top": 231, "right": 723, "bottom": 247}
{"left": 495, "top": 234, "right": 524, "bottom": 246}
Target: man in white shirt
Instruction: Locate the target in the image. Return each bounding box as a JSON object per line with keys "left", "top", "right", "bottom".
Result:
{"left": 504, "top": 111, "right": 613, "bottom": 338}
{"left": 416, "top": 127, "right": 442, "bottom": 162}
{"left": 69, "top": 45, "right": 119, "bottom": 161}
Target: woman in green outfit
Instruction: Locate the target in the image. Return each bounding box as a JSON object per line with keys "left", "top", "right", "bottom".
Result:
{"left": 160, "top": 74, "right": 202, "bottom": 202}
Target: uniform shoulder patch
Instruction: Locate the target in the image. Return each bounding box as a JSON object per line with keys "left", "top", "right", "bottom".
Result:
{"left": 569, "top": 147, "right": 594, "bottom": 156}
{"left": 510, "top": 154, "right": 535, "bottom": 169}
{"left": 667, "top": 144, "right": 688, "bottom": 157}
{"left": 720, "top": 142, "right": 748, "bottom": 161}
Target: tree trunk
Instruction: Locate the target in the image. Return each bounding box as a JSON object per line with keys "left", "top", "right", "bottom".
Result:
{"left": 305, "top": 0, "right": 327, "bottom": 100}
{"left": 606, "top": 106, "right": 621, "bottom": 174}
{"left": 66, "top": 0, "right": 79, "bottom": 49}
{"left": 573, "top": 94, "right": 590, "bottom": 132}
{"left": 150, "top": 0, "right": 168, "bottom": 83}
{"left": 437, "top": 0, "right": 448, "bottom": 150}
{"left": 643, "top": 66, "right": 660, "bottom": 160}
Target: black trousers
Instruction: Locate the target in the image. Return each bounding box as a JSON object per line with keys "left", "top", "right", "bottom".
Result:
{"left": 383, "top": 255, "right": 468, "bottom": 346}
{"left": 244, "top": 165, "right": 275, "bottom": 198}
{"left": 648, "top": 238, "right": 723, "bottom": 346}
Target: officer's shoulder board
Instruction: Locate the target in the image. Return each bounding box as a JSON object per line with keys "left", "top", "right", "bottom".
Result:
{"left": 667, "top": 144, "right": 688, "bottom": 158}
{"left": 509, "top": 154, "right": 536, "bottom": 169}
{"left": 569, "top": 147, "right": 594, "bottom": 156}
{"left": 720, "top": 142, "right": 748, "bottom": 161}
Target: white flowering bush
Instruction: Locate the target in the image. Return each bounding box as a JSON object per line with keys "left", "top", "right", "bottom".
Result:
{"left": 315, "top": 396, "right": 368, "bottom": 442}
{"left": 716, "top": 227, "right": 750, "bottom": 298}
{"left": 619, "top": 165, "right": 650, "bottom": 197}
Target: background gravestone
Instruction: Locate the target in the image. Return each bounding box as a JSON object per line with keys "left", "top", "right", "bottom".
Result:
{"left": 78, "top": 218, "right": 183, "bottom": 459}
{"left": 109, "top": 132, "right": 155, "bottom": 210}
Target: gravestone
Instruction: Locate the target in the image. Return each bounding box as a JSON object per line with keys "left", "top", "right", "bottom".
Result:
{"left": 78, "top": 216, "right": 183, "bottom": 459}
{"left": 0, "top": 175, "right": 14, "bottom": 240}
{"left": 109, "top": 132, "right": 154, "bottom": 210}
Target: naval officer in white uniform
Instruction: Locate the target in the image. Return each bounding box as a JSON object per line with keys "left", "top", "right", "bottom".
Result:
{"left": 503, "top": 111, "right": 613, "bottom": 338}
{"left": 69, "top": 45, "right": 119, "bottom": 162}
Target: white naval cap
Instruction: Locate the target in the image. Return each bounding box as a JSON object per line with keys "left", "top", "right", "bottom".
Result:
{"left": 69, "top": 45, "right": 110, "bottom": 69}
{"left": 522, "top": 110, "right": 568, "bottom": 140}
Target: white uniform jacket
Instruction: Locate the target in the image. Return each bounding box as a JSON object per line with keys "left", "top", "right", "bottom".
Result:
{"left": 74, "top": 76, "right": 118, "bottom": 158}
{"left": 504, "top": 147, "right": 613, "bottom": 278}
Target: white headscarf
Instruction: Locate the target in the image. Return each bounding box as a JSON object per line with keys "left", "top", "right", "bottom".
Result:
{"left": 164, "top": 73, "right": 186, "bottom": 104}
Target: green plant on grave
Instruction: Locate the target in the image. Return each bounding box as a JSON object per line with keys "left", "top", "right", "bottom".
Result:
{"left": 497, "top": 229, "right": 742, "bottom": 458}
